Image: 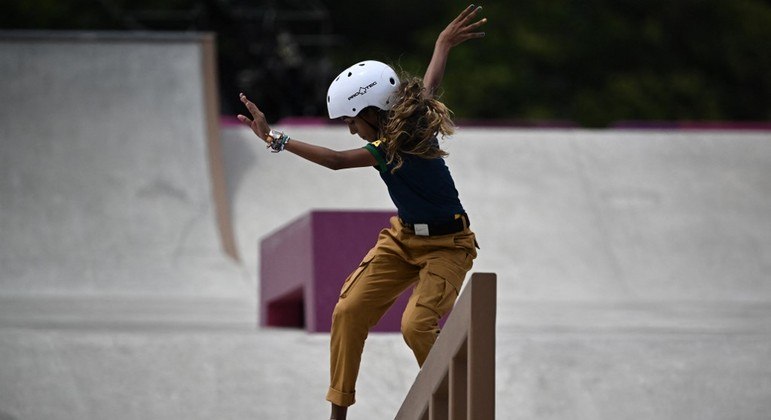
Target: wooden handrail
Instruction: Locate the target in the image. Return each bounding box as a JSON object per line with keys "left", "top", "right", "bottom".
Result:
{"left": 396, "top": 272, "right": 497, "bottom": 420}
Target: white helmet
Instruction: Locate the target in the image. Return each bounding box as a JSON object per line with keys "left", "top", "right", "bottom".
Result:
{"left": 326, "top": 60, "right": 400, "bottom": 119}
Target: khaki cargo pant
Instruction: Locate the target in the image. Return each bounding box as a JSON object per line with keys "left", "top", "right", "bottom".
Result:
{"left": 326, "top": 216, "right": 477, "bottom": 407}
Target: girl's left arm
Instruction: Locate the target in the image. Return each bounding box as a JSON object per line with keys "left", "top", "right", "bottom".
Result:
{"left": 423, "top": 5, "right": 487, "bottom": 98}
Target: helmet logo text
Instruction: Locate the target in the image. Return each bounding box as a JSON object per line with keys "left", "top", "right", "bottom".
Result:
{"left": 347, "top": 81, "right": 378, "bottom": 101}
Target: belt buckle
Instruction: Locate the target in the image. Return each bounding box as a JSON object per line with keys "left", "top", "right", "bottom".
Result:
{"left": 414, "top": 223, "right": 430, "bottom": 236}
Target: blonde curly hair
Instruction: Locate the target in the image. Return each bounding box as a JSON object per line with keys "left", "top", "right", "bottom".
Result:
{"left": 374, "top": 76, "right": 455, "bottom": 172}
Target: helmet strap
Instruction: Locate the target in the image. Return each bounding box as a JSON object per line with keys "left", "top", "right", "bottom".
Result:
{"left": 358, "top": 109, "right": 380, "bottom": 133}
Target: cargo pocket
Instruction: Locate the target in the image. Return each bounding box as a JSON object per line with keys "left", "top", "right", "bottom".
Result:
{"left": 454, "top": 232, "right": 478, "bottom": 260}
{"left": 430, "top": 261, "right": 466, "bottom": 296}
{"left": 339, "top": 251, "right": 376, "bottom": 298}
{"left": 417, "top": 261, "right": 466, "bottom": 316}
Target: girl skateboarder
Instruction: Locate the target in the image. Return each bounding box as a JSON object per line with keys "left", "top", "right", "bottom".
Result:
{"left": 238, "top": 5, "right": 486, "bottom": 419}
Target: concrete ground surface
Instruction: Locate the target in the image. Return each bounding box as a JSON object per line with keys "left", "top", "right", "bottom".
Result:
{"left": 3, "top": 33, "right": 771, "bottom": 419}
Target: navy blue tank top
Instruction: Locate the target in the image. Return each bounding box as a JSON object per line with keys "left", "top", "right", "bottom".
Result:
{"left": 363, "top": 139, "right": 465, "bottom": 224}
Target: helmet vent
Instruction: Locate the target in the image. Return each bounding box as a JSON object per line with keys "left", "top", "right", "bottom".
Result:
{"left": 359, "top": 63, "right": 366, "bottom": 66}
{"left": 335, "top": 76, "right": 340, "bottom": 82}
{"left": 348, "top": 72, "right": 352, "bottom": 77}
{"left": 327, "top": 96, "right": 330, "bottom": 103}
{"left": 390, "top": 77, "right": 395, "bottom": 85}
{"left": 352, "top": 108, "right": 356, "bottom": 113}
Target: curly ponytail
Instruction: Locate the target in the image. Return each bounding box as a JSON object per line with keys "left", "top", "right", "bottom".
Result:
{"left": 380, "top": 77, "right": 455, "bottom": 172}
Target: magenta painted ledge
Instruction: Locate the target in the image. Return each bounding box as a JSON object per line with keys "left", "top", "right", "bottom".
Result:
{"left": 260, "top": 210, "right": 422, "bottom": 333}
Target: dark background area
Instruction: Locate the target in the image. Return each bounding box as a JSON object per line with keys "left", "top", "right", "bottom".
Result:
{"left": 3, "top": 0, "right": 770, "bottom": 127}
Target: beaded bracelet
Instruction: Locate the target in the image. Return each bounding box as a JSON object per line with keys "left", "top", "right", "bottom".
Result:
{"left": 267, "top": 129, "right": 290, "bottom": 153}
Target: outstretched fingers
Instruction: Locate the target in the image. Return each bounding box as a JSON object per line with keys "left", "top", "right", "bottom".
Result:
{"left": 461, "top": 6, "right": 487, "bottom": 36}
{"left": 454, "top": 4, "right": 479, "bottom": 25}
{"left": 238, "top": 93, "right": 270, "bottom": 141}
{"left": 236, "top": 113, "right": 252, "bottom": 125}
{"left": 464, "top": 15, "right": 487, "bottom": 31}
{"left": 440, "top": 5, "right": 487, "bottom": 48}
{"left": 240, "top": 93, "right": 263, "bottom": 119}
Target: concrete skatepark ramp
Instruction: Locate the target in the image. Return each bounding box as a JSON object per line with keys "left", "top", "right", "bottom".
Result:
{"left": 0, "top": 32, "right": 242, "bottom": 296}
{"left": 1, "top": 30, "right": 770, "bottom": 420}
{"left": 0, "top": 32, "right": 251, "bottom": 328}
{"left": 222, "top": 125, "right": 771, "bottom": 304}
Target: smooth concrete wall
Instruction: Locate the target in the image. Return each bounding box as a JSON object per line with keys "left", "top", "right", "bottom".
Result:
{"left": 223, "top": 125, "right": 771, "bottom": 306}
{"left": 0, "top": 33, "right": 247, "bottom": 299}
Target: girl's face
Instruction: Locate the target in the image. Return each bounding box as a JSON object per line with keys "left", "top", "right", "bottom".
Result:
{"left": 342, "top": 109, "right": 379, "bottom": 142}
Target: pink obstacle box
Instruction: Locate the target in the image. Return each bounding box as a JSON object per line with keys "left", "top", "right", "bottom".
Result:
{"left": 260, "top": 210, "right": 414, "bottom": 332}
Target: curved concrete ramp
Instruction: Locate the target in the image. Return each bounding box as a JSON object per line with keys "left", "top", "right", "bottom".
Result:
{"left": 223, "top": 125, "right": 771, "bottom": 304}
{"left": 0, "top": 32, "right": 246, "bottom": 300}
{"left": 447, "top": 129, "right": 771, "bottom": 303}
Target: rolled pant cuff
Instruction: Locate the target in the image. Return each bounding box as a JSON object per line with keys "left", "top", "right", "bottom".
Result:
{"left": 326, "top": 387, "right": 356, "bottom": 407}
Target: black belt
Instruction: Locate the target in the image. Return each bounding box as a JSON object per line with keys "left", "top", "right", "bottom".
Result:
{"left": 401, "top": 213, "right": 470, "bottom": 236}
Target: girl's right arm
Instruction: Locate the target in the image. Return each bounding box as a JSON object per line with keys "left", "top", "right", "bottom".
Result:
{"left": 237, "top": 93, "right": 377, "bottom": 170}
{"left": 423, "top": 5, "right": 487, "bottom": 98}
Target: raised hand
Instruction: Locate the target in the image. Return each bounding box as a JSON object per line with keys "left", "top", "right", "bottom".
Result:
{"left": 237, "top": 93, "right": 272, "bottom": 146}
{"left": 423, "top": 5, "right": 488, "bottom": 98}
{"left": 436, "top": 4, "right": 487, "bottom": 51}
